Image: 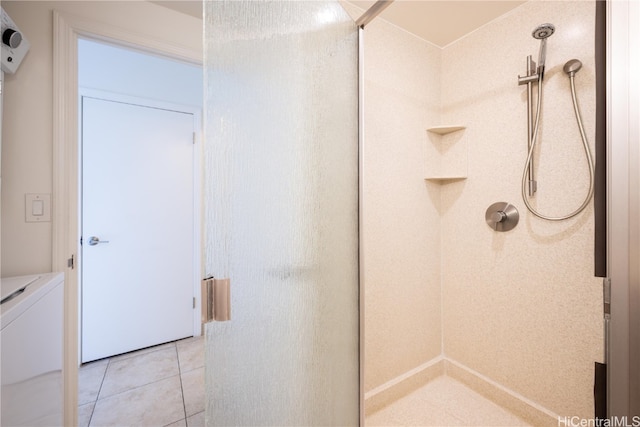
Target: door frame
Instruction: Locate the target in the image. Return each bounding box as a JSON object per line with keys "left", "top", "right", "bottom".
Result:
{"left": 78, "top": 88, "right": 202, "bottom": 361}
{"left": 52, "top": 11, "right": 202, "bottom": 426}
{"left": 607, "top": 0, "right": 640, "bottom": 417}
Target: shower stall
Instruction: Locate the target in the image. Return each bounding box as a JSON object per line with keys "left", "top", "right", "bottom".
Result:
{"left": 355, "top": 1, "right": 602, "bottom": 423}
{"left": 202, "top": 0, "right": 605, "bottom": 425}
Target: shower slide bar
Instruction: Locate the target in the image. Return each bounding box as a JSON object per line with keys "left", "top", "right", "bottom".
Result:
{"left": 518, "top": 55, "right": 539, "bottom": 196}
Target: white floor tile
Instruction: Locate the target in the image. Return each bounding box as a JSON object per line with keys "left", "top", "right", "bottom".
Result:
{"left": 177, "top": 336, "right": 204, "bottom": 373}
{"left": 78, "top": 360, "right": 109, "bottom": 405}
{"left": 90, "top": 375, "right": 185, "bottom": 427}
{"left": 78, "top": 402, "right": 95, "bottom": 427}
{"left": 99, "top": 347, "right": 180, "bottom": 398}
{"left": 186, "top": 411, "right": 205, "bottom": 427}
{"left": 79, "top": 339, "right": 202, "bottom": 426}
{"left": 110, "top": 341, "right": 177, "bottom": 363}
{"left": 181, "top": 367, "right": 204, "bottom": 417}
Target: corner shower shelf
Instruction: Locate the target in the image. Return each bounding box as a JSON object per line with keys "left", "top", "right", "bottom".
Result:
{"left": 425, "top": 125, "right": 467, "bottom": 182}
{"left": 424, "top": 176, "right": 467, "bottom": 182}
{"left": 426, "top": 125, "right": 465, "bottom": 135}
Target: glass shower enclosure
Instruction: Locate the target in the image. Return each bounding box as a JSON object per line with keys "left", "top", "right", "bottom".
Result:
{"left": 203, "top": 1, "right": 360, "bottom": 424}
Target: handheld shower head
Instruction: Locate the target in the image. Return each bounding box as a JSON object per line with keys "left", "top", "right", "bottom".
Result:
{"left": 532, "top": 23, "right": 555, "bottom": 40}
{"left": 532, "top": 23, "right": 555, "bottom": 77}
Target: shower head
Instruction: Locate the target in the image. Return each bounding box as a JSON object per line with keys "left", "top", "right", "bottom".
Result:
{"left": 563, "top": 59, "right": 583, "bottom": 77}
{"left": 532, "top": 23, "right": 555, "bottom": 39}
{"left": 532, "top": 23, "right": 555, "bottom": 74}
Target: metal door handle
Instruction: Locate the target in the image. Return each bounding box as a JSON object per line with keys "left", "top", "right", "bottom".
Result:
{"left": 88, "top": 236, "right": 109, "bottom": 246}
{"left": 201, "top": 277, "right": 231, "bottom": 323}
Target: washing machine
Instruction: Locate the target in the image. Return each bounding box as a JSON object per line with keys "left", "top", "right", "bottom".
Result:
{"left": 1, "top": 272, "right": 64, "bottom": 426}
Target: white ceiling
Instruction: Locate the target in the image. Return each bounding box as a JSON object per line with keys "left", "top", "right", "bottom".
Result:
{"left": 348, "top": 0, "right": 526, "bottom": 47}
{"left": 149, "top": 1, "right": 202, "bottom": 20}
{"left": 151, "top": 0, "right": 527, "bottom": 48}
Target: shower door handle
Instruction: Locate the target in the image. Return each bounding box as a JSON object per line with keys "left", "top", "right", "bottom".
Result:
{"left": 201, "top": 277, "right": 231, "bottom": 323}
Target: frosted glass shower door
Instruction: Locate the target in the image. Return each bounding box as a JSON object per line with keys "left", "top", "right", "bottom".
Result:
{"left": 203, "top": 1, "right": 359, "bottom": 425}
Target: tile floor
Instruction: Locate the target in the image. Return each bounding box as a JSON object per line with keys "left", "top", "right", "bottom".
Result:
{"left": 365, "top": 375, "right": 532, "bottom": 427}
{"left": 80, "top": 342, "right": 526, "bottom": 427}
{"left": 78, "top": 336, "right": 204, "bottom": 427}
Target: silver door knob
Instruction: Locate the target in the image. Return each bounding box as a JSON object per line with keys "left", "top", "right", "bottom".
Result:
{"left": 88, "top": 236, "right": 109, "bottom": 246}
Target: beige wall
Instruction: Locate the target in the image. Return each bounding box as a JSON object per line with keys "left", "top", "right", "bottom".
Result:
{"left": 356, "top": 10, "right": 445, "bottom": 392}
{"left": 441, "top": 0, "right": 601, "bottom": 418}
{"left": 1, "top": 1, "right": 201, "bottom": 277}
{"left": 2, "top": 1, "right": 54, "bottom": 276}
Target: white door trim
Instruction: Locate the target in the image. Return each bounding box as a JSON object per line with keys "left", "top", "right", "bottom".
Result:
{"left": 53, "top": 11, "right": 202, "bottom": 426}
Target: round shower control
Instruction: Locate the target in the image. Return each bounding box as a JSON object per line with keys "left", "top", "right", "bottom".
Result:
{"left": 485, "top": 202, "right": 519, "bottom": 232}
{"left": 2, "top": 28, "right": 22, "bottom": 49}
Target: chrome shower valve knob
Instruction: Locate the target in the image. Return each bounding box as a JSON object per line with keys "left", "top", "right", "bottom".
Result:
{"left": 485, "top": 202, "right": 519, "bottom": 232}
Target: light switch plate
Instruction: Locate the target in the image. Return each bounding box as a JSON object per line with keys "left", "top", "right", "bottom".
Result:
{"left": 25, "top": 193, "right": 51, "bottom": 222}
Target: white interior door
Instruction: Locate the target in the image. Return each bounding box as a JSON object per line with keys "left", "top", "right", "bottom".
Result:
{"left": 81, "top": 95, "right": 196, "bottom": 363}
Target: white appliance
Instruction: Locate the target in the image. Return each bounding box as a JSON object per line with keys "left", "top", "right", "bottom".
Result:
{"left": 1, "top": 7, "right": 30, "bottom": 75}
{"left": 1, "top": 273, "right": 64, "bottom": 427}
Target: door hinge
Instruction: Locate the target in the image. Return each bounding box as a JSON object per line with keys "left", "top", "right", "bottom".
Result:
{"left": 67, "top": 254, "right": 75, "bottom": 270}
{"left": 201, "top": 277, "right": 231, "bottom": 324}
{"left": 193, "top": 132, "right": 196, "bottom": 145}
{"left": 193, "top": 297, "right": 196, "bottom": 309}
{"left": 603, "top": 277, "right": 611, "bottom": 319}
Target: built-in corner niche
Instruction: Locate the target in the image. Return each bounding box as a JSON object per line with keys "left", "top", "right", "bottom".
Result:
{"left": 424, "top": 125, "right": 467, "bottom": 182}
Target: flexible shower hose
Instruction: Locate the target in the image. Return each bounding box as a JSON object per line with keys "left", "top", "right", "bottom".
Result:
{"left": 521, "top": 72, "right": 595, "bottom": 221}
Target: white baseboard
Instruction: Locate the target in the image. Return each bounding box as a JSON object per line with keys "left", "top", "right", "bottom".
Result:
{"left": 364, "top": 356, "right": 445, "bottom": 415}
{"left": 444, "top": 358, "right": 558, "bottom": 426}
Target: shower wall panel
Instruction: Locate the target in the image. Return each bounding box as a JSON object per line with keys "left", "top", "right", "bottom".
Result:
{"left": 358, "top": 13, "right": 444, "bottom": 393}
{"left": 440, "top": 0, "right": 602, "bottom": 419}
